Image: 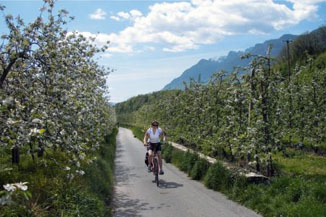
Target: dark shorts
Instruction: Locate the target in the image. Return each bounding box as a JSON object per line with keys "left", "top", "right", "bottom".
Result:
{"left": 149, "top": 143, "right": 161, "bottom": 152}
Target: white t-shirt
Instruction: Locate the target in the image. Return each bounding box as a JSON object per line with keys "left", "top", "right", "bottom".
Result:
{"left": 146, "top": 127, "right": 163, "bottom": 143}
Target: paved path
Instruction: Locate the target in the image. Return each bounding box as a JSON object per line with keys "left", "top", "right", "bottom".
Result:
{"left": 113, "top": 128, "right": 262, "bottom": 217}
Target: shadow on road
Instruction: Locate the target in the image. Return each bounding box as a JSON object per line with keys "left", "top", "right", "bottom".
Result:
{"left": 114, "top": 145, "right": 140, "bottom": 184}
{"left": 113, "top": 192, "right": 152, "bottom": 217}
{"left": 158, "top": 179, "right": 183, "bottom": 189}
{"left": 114, "top": 142, "right": 124, "bottom": 159}
{"left": 115, "top": 162, "right": 140, "bottom": 184}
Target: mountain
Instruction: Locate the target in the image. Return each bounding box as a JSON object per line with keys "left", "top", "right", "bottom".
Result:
{"left": 163, "top": 34, "right": 298, "bottom": 90}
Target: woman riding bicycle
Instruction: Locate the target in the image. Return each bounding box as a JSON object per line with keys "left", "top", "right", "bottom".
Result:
{"left": 143, "top": 120, "right": 165, "bottom": 175}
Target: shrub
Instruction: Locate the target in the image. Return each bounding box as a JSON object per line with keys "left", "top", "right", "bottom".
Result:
{"left": 204, "top": 162, "right": 231, "bottom": 191}
{"left": 171, "top": 149, "right": 186, "bottom": 168}
{"left": 162, "top": 143, "right": 173, "bottom": 163}
{"left": 190, "top": 158, "right": 210, "bottom": 180}
{"left": 230, "top": 175, "right": 249, "bottom": 199}
{"left": 180, "top": 151, "right": 199, "bottom": 174}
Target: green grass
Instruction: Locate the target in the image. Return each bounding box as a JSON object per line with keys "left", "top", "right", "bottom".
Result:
{"left": 274, "top": 152, "right": 326, "bottom": 177}
{"left": 230, "top": 176, "right": 326, "bottom": 217}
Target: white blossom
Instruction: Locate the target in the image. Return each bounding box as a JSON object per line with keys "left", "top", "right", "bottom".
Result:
{"left": 3, "top": 182, "right": 28, "bottom": 192}
{"left": 32, "top": 118, "right": 42, "bottom": 124}
{"left": 76, "top": 170, "right": 85, "bottom": 175}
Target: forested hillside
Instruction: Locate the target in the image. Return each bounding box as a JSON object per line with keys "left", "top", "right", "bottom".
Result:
{"left": 0, "top": 2, "right": 117, "bottom": 216}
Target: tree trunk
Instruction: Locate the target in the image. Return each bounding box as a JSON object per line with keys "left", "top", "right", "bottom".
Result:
{"left": 29, "top": 143, "right": 35, "bottom": 162}
{"left": 248, "top": 69, "right": 256, "bottom": 128}
{"left": 222, "top": 148, "right": 227, "bottom": 159}
{"left": 37, "top": 146, "right": 44, "bottom": 157}
{"left": 12, "top": 146, "right": 20, "bottom": 164}
{"left": 229, "top": 144, "right": 234, "bottom": 162}
{"left": 247, "top": 152, "right": 251, "bottom": 163}
{"left": 255, "top": 154, "right": 260, "bottom": 172}
{"left": 267, "top": 155, "right": 273, "bottom": 176}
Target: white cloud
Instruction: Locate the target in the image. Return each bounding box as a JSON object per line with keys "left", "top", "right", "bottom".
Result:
{"left": 117, "top": 11, "right": 130, "bottom": 19}
{"left": 91, "top": 0, "right": 326, "bottom": 53}
{"left": 73, "top": 31, "right": 133, "bottom": 53}
{"left": 89, "top": 8, "right": 107, "bottom": 20}
{"left": 130, "top": 10, "right": 143, "bottom": 18}
{"left": 111, "top": 10, "right": 143, "bottom": 22}
{"left": 285, "top": 0, "right": 326, "bottom": 22}
{"left": 110, "top": 16, "right": 120, "bottom": 21}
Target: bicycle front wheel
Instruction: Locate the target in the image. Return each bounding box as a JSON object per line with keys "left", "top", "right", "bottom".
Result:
{"left": 153, "top": 158, "right": 159, "bottom": 187}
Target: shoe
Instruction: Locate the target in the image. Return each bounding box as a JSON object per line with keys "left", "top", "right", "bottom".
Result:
{"left": 148, "top": 165, "right": 152, "bottom": 172}
{"left": 159, "top": 169, "right": 164, "bottom": 175}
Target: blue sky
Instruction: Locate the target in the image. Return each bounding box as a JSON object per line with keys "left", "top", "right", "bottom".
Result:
{"left": 1, "top": 0, "right": 326, "bottom": 102}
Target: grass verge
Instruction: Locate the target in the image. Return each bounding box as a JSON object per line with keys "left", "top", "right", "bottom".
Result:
{"left": 274, "top": 151, "right": 326, "bottom": 177}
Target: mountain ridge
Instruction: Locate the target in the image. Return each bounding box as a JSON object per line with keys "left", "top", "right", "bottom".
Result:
{"left": 163, "top": 34, "right": 298, "bottom": 90}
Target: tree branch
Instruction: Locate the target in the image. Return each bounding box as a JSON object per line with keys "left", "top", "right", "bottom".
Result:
{"left": 0, "top": 50, "right": 28, "bottom": 89}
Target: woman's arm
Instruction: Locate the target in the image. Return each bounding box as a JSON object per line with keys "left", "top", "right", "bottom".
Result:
{"left": 143, "top": 132, "right": 149, "bottom": 145}
{"left": 160, "top": 130, "right": 166, "bottom": 142}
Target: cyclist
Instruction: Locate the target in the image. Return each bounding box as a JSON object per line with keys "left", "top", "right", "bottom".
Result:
{"left": 143, "top": 120, "right": 165, "bottom": 175}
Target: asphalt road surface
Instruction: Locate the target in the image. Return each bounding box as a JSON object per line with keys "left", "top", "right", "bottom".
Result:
{"left": 113, "top": 128, "right": 261, "bottom": 217}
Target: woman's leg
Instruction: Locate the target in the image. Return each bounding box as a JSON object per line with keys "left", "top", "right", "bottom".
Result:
{"left": 157, "top": 151, "right": 162, "bottom": 170}
{"left": 148, "top": 150, "right": 153, "bottom": 171}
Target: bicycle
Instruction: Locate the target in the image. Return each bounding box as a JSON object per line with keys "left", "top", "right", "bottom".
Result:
{"left": 145, "top": 143, "right": 160, "bottom": 187}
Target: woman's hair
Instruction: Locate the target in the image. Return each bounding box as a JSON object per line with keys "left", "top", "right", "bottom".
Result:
{"left": 151, "top": 120, "right": 159, "bottom": 126}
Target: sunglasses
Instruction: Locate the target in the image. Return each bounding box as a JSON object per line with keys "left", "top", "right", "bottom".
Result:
{"left": 152, "top": 124, "right": 158, "bottom": 127}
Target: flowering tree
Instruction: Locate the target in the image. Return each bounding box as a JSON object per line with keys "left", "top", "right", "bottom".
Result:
{"left": 0, "top": 0, "right": 115, "bottom": 168}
